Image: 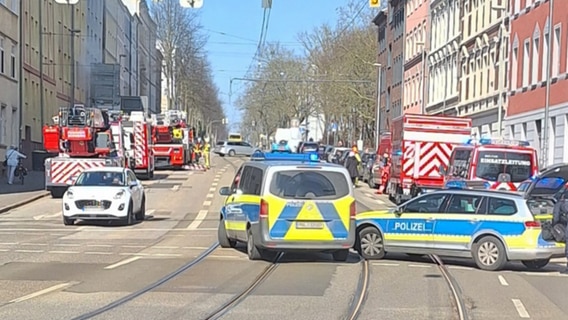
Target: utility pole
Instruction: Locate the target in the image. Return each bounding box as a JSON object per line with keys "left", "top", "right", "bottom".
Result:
{"left": 542, "top": 0, "right": 554, "bottom": 167}
{"left": 492, "top": 3, "right": 508, "bottom": 137}
{"left": 374, "top": 63, "right": 382, "bottom": 150}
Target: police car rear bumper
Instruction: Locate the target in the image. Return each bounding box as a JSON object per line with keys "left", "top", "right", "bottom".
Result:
{"left": 251, "top": 222, "right": 356, "bottom": 251}
{"left": 507, "top": 247, "right": 566, "bottom": 261}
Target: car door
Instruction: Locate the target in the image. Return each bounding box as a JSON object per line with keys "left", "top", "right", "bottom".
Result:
{"left": 127, "top": 170, "right": 141, "bottom": 212}
{"left": 241, "top": 142, "right": 254, "bottom": 155}
{"left": 384, "top": 193, "right": 450, "bottom": 252}
{"left": 432, "top": 193, "right": 486, "bottom": 252}
{"left": 225, "top": 166, "right": 253, "bottom": 241}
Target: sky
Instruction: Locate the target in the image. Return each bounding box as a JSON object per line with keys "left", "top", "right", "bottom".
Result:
{"left": 196, "top": 0, "right": 355, "bottom": 131}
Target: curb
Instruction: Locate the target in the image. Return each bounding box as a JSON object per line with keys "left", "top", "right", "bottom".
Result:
{"left": 0, "top": 192, "right": 50, "bottom": 214}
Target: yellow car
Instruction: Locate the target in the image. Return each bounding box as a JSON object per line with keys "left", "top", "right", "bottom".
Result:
{"left": 355, "top": 187, "right": 565, "bottom": 271}
{"left": 218, "top": 152, "right": 356, "bottom": 261}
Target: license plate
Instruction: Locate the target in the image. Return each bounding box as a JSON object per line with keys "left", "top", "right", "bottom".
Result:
{"left": 296, "top": 221, "right": 324, "bottom": 229}
{"left": 83, "top": 206, "right": 102, "bottom": 211}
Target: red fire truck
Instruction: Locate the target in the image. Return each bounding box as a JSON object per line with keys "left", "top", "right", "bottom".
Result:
{"left": 150, "top": 112, "right": 193, "bottom": 169}
{"left": 387, "top": 114, "right": 472, "bottom": 204}
{"left": 43, "top": 105, "right": 125, "bottom": 198}
{"left": 441, "top": 137, "right": 539, "bottom": 191}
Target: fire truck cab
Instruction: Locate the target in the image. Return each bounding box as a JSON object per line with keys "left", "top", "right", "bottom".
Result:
{"left": 440, "top": 137, "right": 539, "bottom": 191}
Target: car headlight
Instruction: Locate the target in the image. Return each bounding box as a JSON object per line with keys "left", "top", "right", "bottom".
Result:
{"left": 114, "top": 190, "right": 125, "bottom": 199}
{"left": 66, "top": 191, "right": 74, "bottom": 199}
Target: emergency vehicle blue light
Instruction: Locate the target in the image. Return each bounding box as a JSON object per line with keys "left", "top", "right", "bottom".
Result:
{"left": 251, "top": 152, "right": 320, "bottom": 162}
{"left": 483, "top": 181, "right": 491, "bottom": 189}
{"left": 476, "top": 138, "right": 530, "bottom": 147}
{"left": 445, "top": 180, "right": 467, "bottom": 189}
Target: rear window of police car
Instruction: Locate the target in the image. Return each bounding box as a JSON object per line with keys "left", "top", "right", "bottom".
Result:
{"left": 269, "top": 170, "right": 350, "bottom": 199}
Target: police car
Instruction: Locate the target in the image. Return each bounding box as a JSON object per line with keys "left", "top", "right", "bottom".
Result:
{"left": 355, "top": 186, "right": 566, "bottom": 271}
{"left": 217, "top": 152, "right": 357, "bottom": 261}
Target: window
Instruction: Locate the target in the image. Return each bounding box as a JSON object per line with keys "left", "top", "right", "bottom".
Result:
{"left": 10, "top": 0, "right": 18, "bottom": 13}
{"left": 269, "top": 170, "right": 350, "bottom": 200}
{"left": 522, "top": 39, "right": 530, "bottom": 86}
{"left": 511, "top": 45, "right": 519, "bottom": 89}
{"left": 449, "top": 149, "right": 472, "bottom": 177}
{"left": 11, "top": 107, "right": 16, "bottom": 146}
{"left": 542, "top": 29, "right": 549, "bottom": 82}
{"left": 446, "top": 195, "right": 484, "bottom": 214}
{"left": 532, "top": 35, "right": 540, "bottom": 84}
{"left": 0, "top": 105, "right": 5, "bottom": 144}
{"left": 0, "top": 39, "right": 4, "bottom": 74}
{"left": 487, "top": 198, "right": 518, "bottom": 215}
{"left": 475, "top": 151, "right": 533, "bottom": 183}
{"left": 552, "top": 25, "right": 561, "bottom": 77}
{"left": 10, "top": 45, "right": 15, "bottom": 79}
{"left": 230, "top": 166, "right": 243, "bottom": 192}
{"left": 403, "top": 193, "right": 449, "bottom": 213}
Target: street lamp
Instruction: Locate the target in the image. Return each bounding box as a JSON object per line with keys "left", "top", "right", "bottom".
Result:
{"left": 55, "top": 0, "right": 80, "bottom": 109}
{"left": 416, "top": 41, "right": 427, "bottom": 115}
{"left": 491, "top": 4, "right": 508, "bottom": 137}
{"left": 373, "top": 63, "right": 382, "bottom": 150}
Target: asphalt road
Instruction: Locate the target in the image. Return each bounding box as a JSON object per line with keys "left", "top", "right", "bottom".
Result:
{"left": 0, "top": 158, "right": 565, "bottom": 320}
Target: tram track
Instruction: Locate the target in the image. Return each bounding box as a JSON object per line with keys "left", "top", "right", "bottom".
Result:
{"left": 344, "top": 259, "right": 370, "bottom": 320}
{"left": 428, "top": 254, "right": 469, "bottom": 320}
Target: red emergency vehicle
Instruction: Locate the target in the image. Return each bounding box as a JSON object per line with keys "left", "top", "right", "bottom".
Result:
{"left": 387, "top": 114, "right": 472, "bottom": 204}
{"left": 150, "top": 112, "right": 193, "bottom": 169}
{"left": 118, "top": 111, "right": 155, "bottom": 179}
{"left": 441, "top": 137, "right": 539, "bottom": 191}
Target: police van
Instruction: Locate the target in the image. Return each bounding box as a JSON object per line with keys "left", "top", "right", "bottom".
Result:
{"left": 218, "top": 152, "right": 357, "bottom": 261}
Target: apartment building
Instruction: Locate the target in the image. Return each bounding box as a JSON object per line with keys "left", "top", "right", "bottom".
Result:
{"left": 0, "top": 0, "right": 20, "bottom": 160}
{"left": 506, "top": 0, "right": 568, "bottom": 166}
{"left": 426, "top": 0, "right": 460, "bottom": 116}
{"left": 455, "top": 0, "right": 508, "bottom": 137}
{"left": 103, "top": 0, "right": 132, "bottom": 96}
{"left": 373, "top": 0, "right": 405, "bottom": 133}
{"left": 403, "top": 0, "right": 429, "bottom": 114}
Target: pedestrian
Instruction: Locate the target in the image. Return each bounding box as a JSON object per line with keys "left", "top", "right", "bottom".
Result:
{"left": 344, "top": 148, "right": 360, "bottom": 187}
{"left": 5, "top": 146, "right": 26, "bottom": 185}
{"left": 552, "top": 187, "right": 568, "bottom": 273}
{"left": 203, "top": 138, "right": 211, "bottom": 170}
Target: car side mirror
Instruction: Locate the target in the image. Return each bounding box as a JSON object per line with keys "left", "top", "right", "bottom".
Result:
{"left": 219, "top": 186, "right": 232, "bottom": 196}
{"left": 439, "top": 164, "right": 447, "bottom": 175}
{"left": 393, "top": 207, "right": 402, "bottom": 216}
{"left": 66, "top": 180, "right": 74, "bottom": 186}
{"left": 129, "top": 181, "right": 137, "bottom": 188}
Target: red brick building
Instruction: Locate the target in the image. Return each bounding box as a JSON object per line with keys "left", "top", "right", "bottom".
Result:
{"left": 506, "top": 0, "right": 568, "bottom": 166}
{"left": 373, "top": 0, "right": 406, "bottom": 133}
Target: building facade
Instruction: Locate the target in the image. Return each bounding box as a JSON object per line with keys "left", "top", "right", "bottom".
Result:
{"left": 426, "top": 0, "right": 461, "bottom": 116}
{"left": 373, "top": 0, "right": 405, "bottom": 133}
{"left": 102, "top": 0, "right": 131, "bottom": 96}
{"left": 136, "top": 0, "right": 159, "bottom": 114}
{"left": 403, "top": 0, "right": 429, "bottom": 115}
{"left": 0, "top": 0, "right": 20, "bottom": 159}
{"left": 506, "top": 0, "right": 567, "bottom": 166}
{"left": 455, "top": 0, "right": 508, "bottom": 137}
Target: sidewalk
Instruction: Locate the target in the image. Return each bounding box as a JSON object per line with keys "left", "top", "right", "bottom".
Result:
{"left": 0, "top": 170, "right": 49, "bottom": 213}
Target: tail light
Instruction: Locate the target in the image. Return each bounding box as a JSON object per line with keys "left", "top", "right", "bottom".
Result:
{"left": 350, "top": 201, "right": 356, "bottom": 220}
{"left": 260, "top": 199, "right": 269, "bottom": 219}
{"left": 524, "top": 221, "right": 541, "bottom": 228}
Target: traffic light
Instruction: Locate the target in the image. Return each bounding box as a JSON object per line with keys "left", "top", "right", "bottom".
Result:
{"left": 369, "top": 0, "right": 381, "bottom": 8}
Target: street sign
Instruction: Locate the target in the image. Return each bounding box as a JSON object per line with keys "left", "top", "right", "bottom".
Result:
{"left": 55, "top": 0, "right": 80, "bottom": 4}
{"left": 180, "top": 0, "right": 203, "bottom": 8}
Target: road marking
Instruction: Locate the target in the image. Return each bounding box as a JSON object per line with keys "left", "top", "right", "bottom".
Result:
{"left": 85, "top": 252, "right": 113, "bottom": 255}
{"left": 171, "top": 185, "right": 180, "bottom": 191}
{"left": 182, "top": 246, "right": 212, "bottom": 250}
{"left": 209, "top": 187, "right": 216, "bottom": 192}
{"left": 512, "top": 299, "right": 530, "bottom": 318}
{"left": 215, "top": 174, "right": 221, "bottom": 178}
{"left": 0, "top": 249, "right": 9, "bottom": 252}
{"left": 122, "top": 245, "right": 145, "bottom": 249}
{"left": 498, "top": 275, "right": 509, "bottom": 286}
{"left": 206, "top": 193, "right": 214, "bottom": 198}
{"left": 21, "top": 243, "right": 47, "bottom": 246}
{"left": 213, "top": 178, "right": 220, "bottom": 182}
{"left": 9, "top": 283, "right": 74, "bottom": 303}
{"left": 49, "top": 251, "right": 80, "bottom": 254}
{"left": 376, "top": 199, "right": 385, "bottom": 204}
{"left": 53, "top": 243, "right": 80, "bottom": 247}
{"left": 212, "top": 182, "right": 218, "bottom": 187}
{"left": 187, "top": 210, "right": 209, "bottom": 230}
{"left": 33, "top": 212, "right": 62, "bottom": 220}
{"left": 152, "top": 246, "right": 178, "bottom": 249}
{"left": 0, "top": 242, "right": 18, "bottom": 245}
{"left": 408, "top": 264, "right": 431, "bottom": 268}
{"left": 104, "top": 256, "right": 141, "bottom": 270}
{"left": 447, "top": 266, "right": 474, "bottom": 271}
{"left": 0, "top": 228, "right": 218, "bottom": 232}
{"left": 87, "top": 244, "right": 113, "bottom": 248}
{"left": 15, "top": 249, "right": 44, "bottom": 253}
{"left": 203, "top": 200, "right": 212, "bottom": 207}
{"left": 372, "top": 262, "right": 400, "bottom": 266}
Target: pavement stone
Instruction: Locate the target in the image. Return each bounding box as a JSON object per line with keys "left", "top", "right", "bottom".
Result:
{"left": 0, "top": 170, "right": 48, "bottom": 213}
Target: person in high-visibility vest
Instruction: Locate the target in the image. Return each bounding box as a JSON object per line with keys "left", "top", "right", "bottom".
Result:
{"left": 172, "top": 127, "right": 183, "bottom": 141}
{"left": 203, "top": 140, "right": 211, "bottom": 169}
{"left": 193, "top": 143, "right": 201, "bottom": 164}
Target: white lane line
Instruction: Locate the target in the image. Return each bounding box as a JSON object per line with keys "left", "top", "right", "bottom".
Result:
{"left": 118, "top": 252, "right": 181, "bottom": 257}
{"left": 122, "top": 245, "right": 145, "bottom": 249}
{"left": 0, "top": 242, "right": 18, "bottom": 245}
{"left": 21, "top": 243, "right": 47, "bottom": 246}
{"left": 498, "top": 275, "right": 509, "bottom": 286}
{"left": 171, "top": 185, "right": 180, "bottom": 191}
{"left": 104, "top": 256, "right": 141, "bottom": 270}
{"left": 447, "top": 266, "right": 474, "bottom": 271}
{"left": 9, "top": 283, "right": 74, "bottom": 303}
{"left": 152, "top": 246, "right": 178, "bottom": 249}
{"left": 202, "top": 200, "right": 212, "bottom": 207}
{"left": 211, "top": 182, "right": 218, "bottom": 187}
{"left": 511, "top": 299, "right": 530, "bottom": 318}
{"left": 213, "top": 179, "right": 220, "bottom": 183}
{"left": 33, "top": 212, "right": 62, "bottom": 220}
{"left": 206, "top": 193, "right": 214, "bottom": 199}
{"left": 0, "top": 249, "right": 9, "bottom": 252}
{"left": 372, "top": 262, "right": 400, "bottom": 266}
{"left": 214, "top": 175, "right": 221, "bottom": 178}
{"left": 145, "top": 209, "right": 156, "bottom": 217}
{"left": 53, "top": 244, "right": 80, "bottom": 247}
{"left": 85, "top": 252, "right": 112, "bottom": 255}
{"left": 187, "top": 210, "right": 209, "bottom": 230}
{"left": 15, "top": 249, "right": 44, "bottom": 253}
{"left": 209, "top": 187, "right": 216, "bottom": 192}
{"left": 49, "top": 251, "right": 80, "bottom": 254}
{"left": 182, "top": 246, "right": 212, "bottom": 250}
{"left": 376, "top": 199, "right": 385, "bottom": 204}
{"left": 87, "top": 244, "right": 112, "bottom": 248}
{"left": 408, "top": 264, "right": 431, "bottom": 268}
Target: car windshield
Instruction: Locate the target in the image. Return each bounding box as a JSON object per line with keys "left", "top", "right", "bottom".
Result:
{"left": 216, "top": 141, "right": 224, "bottom": 146}
{"left": 475, "top": 151, "right": 533, "bottom": 183}
{"left": 269, "top": 170, "right": 350, "bottom": 200}
{"left": 74, "top": 171, "right": 125, "bottom": 187}
{"left": 300, "top": 143, "right": 319, "bottom": 152}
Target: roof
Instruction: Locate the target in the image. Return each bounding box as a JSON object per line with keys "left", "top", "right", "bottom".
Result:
{"left": 247, "top": 160, "right": 342, "bottom": 169}
{"left": 83, "top": 167, "right": 126, "bottom": 173}
{"left": 429, "top": 188, "right": 524, "bottom": 199}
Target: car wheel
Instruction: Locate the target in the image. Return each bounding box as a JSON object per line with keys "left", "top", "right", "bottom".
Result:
{"left": 332, "top": 249, "right": 350, "bottom": 262}
{"left": 135, "top": 196, "right": 146, "bottom": 221}
{"left": 124, "top": 202, "right": 134, "bottom": 226}
{"left": 472, "top": 236, "right": 507, "bottom": 271}
{"left": 228, "top": 150, "right": 236, "bottom": 157}
{"left": 522, "top": 259, "right": 550, "bottom": 270}
{"left": 357, "top": 226, "right": 386, "bottom": 260}
{"left": 63, "top": 216, "right": 75, "bottom": 226}
{"left": 218, "top": 219, "right": 236, "bottom": 248}
{"left": 246, "top": 229, "right": 262, "bottom": 260}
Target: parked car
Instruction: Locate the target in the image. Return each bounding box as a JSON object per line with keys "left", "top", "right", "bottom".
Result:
{"left": 214, "top": 140, "right": 260, "bottom": 157}
{"left": 297, "top": 141, "right": 319, "bottom": 153}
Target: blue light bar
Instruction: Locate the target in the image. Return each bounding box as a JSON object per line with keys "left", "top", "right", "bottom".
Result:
{"left": 466, "top": 138, "right": 530, "bottom": 147}
{"left": 444, "top": 180, "right": 467, "bottom": 189}
{"left": 251, "top": 151, "right": 320, "bottom": 162}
